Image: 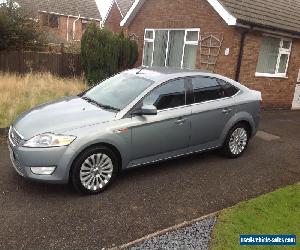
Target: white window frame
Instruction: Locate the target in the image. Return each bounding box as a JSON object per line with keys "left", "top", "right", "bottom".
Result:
{"left": 142, "top": 29, "right": 155, "bottom": 67}
{"left": 255, "top": 35, "right": 292, "bottom": 78}
{"left": 142, "top": 28, "right": 200, "bottom": 69}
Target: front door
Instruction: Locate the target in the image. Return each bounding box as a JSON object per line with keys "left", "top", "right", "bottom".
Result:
{"left": 130, "top": 78, "right": 191, "bottom": 165}
{"left": 292, "top": 82, "right": 300, "bottom": 109}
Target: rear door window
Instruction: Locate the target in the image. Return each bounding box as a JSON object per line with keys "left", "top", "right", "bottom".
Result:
{"left": 191, "top": 77, "right": 223, "bottom": 103}
{"left": 218, "top": 79, "right": 239, "bottom": 97}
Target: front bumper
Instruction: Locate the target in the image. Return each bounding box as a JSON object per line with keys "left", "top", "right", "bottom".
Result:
{"left": 8, "top": 141, "right": 76, "bottom": 184}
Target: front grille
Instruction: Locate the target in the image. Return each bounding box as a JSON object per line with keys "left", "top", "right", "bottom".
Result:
{"left": 9, "top": 127, "right": 23, "bottom": 147}
{"left": 8, "top": 145, "right": 25, "bottom": 176}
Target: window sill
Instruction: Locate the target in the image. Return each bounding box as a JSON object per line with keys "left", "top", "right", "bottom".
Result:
{"left": 255, "top": 73, "right": 288, "bottom": 79}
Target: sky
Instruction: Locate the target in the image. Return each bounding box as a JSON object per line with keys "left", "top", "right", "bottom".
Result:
{"left": 96, "top": 0, "right": 113, "bottom": 19}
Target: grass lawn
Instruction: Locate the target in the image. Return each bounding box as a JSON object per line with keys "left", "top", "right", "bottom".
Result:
{"left": 0, "top": 73, "right": 86, "bottom": 128}
{"left": 211, "top": 183, "right": 300, "bottom": 250}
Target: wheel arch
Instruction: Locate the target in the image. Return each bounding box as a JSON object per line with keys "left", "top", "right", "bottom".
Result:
{"left": 221, "top": 112, "right": 256, "bottom": 144}
{"left": 69, "top": 142, "right": 123, "bottom": 182}
{"left": 235, "top": 120, "right": 252, "bottom": 136}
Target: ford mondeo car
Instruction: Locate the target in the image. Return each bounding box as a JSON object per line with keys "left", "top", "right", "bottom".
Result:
{"left": 8, "top": 67, "right": 261, "bottom": 194}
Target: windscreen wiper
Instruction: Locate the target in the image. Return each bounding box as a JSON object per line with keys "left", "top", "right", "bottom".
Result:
{"left": 97, "top": 103, "right": 120, "bottom": 112}
{"left": 82, "top": 96, "right": 120, "bottom": 111}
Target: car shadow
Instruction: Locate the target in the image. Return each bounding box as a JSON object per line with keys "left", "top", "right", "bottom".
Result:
{"left": 119, "top": 149, "right": 220, "bottom": 178}
{"left": 11, "top": 150, "right": 218, "bottom": 196}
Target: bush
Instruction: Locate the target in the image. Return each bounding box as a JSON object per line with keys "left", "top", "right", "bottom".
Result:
{"left": 81, "top": 22, "right": 138, "bottom": 86}
{"left": 0, "top": 0, "right": 44, "bottom": 50}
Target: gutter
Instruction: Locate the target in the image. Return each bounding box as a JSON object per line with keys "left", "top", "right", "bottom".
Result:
{"left": 73, "top": 14, "right": 81, "bottom": 40}
{"left": 38, "top": 10, "right": 101, "bottom": 22}
{"left": 252, "top": 26, "right": 300, "bottom": 39}
{"left": 236, "top": 20, "right": 300, "bottom": 38}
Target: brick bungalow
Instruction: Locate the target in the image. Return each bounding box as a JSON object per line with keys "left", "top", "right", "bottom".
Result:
{"left": 106, "top": 0, "right": 300, "bottom": 109}
{"left": 16, "top": 0, "right": 102, "bottom": 43}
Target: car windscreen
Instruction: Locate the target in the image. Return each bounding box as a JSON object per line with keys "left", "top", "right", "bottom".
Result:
{"left": 82, "top": 73, "right": 154, "bottom": 111}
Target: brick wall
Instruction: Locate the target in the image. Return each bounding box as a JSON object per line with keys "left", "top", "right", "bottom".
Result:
{"left": 126, "top": 0, "right": 300, "bottom": 108}
{"left": 105, "top": 2, "right": 123, "bottom": 33}
{"left": 127, "top": 0, "right": 240, "bottom": 79}
{"left": 39, "top": 13, "right": 101, "bottom": 42}
{"left": 239, "top": 32, "right": 300, "bottom": 109}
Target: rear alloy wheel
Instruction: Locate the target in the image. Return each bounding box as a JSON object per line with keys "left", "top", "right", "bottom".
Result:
{"left": 223, "top": 124, "right": 249, "bottom": 158}
{"left": 72, "top": 146, "right": 118, "bottom": 195}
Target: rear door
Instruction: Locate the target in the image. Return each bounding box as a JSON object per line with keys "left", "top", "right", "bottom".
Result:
{"left": 189, "top": 76, "right": 239, "bottom": 151}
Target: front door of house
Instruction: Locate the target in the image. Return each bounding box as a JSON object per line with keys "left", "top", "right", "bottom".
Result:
{"left": 292, "top": 70, "right": 300, "bottom": 110}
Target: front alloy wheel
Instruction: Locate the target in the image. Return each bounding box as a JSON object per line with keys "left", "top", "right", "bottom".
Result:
{"left": 80, "top": 153, "right": 114, "bottom": 191}
{"left": 72, "top": 146, "right": 118, "bottom": 194}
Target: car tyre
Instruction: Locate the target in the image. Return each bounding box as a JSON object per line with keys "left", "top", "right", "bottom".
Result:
{"left": 71, "top": 146, "right": 118, "bottom": 195}
{"left": 222, "top": 123, "right": 250, "bottom": 158}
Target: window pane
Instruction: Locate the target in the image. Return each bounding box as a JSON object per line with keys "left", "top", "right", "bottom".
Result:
{"left": 145, "top": 30, "right": 154, "bottom": 39}
{"left": 167, "top": 30, "right": 185, "bottom": 68}
{"left": 278, "top": 54, "right": 289, "bottom": 74}
{"left": 183, "top": 45, "right": 197, "bottom": 69}
{"left": 49, "top": 14, "right": 59, "bottom": 28}
{"left": 143, "top": 42, "right": 153, "bottom": 66}
{"left": 82, "top": 22, "right": 88, "bottom": 32}
{"left": 153, "top": 30, "right": 168, "bottom": 67}
{"left": 84, "top": 73, "right": 153, "bottom": 110}
{"left": 186, "top": 31, "right": 198, "bottom": 42}
{"left": 192, "top": 77, "right": 223, "bottom": 103}
{"left": 42, "top": 14, "right": 48, "bottom": 26}
{"left": 143, "top": 79, "right": 186, "bottom": 110}
{"left": 256, "top": 37, "right": 280, "bottom": 74}
{"left": 218, "top": 79, "right": 239, "bottom": 97}
{"left": 282, "top": 40, "right": 291, "bottom": 50}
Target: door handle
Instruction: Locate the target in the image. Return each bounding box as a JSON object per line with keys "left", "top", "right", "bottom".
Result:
{"left": 222, "top": 108, "right": 233, "bottom": 114}
{"left": 175, "top": 118, "right": 187, "bottom": 125}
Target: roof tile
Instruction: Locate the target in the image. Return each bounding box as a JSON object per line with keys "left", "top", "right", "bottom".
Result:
{"left": 16, "top": 0, "right": 101, "bottom": 20}
{"left": 220, "top": 0, "right": 300, "bottom": 33}
{"left": 115, "top": 0, "right": 135, "bottom": 16}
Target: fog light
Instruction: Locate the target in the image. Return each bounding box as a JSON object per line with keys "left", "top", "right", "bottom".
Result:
{"left": 30, "top": 166, "right": 56, "bottom": 175}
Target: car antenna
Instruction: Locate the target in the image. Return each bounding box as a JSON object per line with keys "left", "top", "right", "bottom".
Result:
{"left": 136, "top": 66, "right": 146, "bottom": 74}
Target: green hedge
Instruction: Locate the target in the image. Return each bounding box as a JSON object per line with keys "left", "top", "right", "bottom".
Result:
{"left": 81, "top": 22, "right": 138, "bottom": 86}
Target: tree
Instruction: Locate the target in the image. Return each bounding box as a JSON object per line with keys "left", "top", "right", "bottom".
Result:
{"left": 81, "top": 22, "right": 138, "bottom": 85}
{"left": 0, "top": 0, "right": 44, "bottom": 50}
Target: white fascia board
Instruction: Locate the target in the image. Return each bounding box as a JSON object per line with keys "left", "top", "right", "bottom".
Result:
{"left": 206, "top": 0, "right": 237, "bottom": 26}
{"left": 120, "top": 0, "right": 145, "bottom": 27}
{"left": 103, "top": 0, "right": 116, "bottom": 23}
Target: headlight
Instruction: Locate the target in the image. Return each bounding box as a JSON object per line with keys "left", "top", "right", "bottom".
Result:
{"left": 23, "top": 133, "right": 76, "bottom": 148}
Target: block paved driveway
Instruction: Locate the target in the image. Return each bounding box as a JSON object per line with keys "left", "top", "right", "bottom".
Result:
{"left": 0, "top": 111, "right": 299, "bottom": 249}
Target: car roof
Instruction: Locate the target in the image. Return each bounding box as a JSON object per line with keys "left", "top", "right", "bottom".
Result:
{"left": 125, "top": 67, "right": 248, "bottom": 91}
{"left": 141, "top": 67, "right": 211, "bottom": 75}
{"left": 127, "top": 67, "right": 210, "bottom": 80}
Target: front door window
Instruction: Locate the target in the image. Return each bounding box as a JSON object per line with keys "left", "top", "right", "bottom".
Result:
{"left": 143, "top": 78, "right": 186, "bottom": 110}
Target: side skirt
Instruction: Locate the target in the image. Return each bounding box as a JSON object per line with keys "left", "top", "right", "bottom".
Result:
{"left": 125, "top": 142, "right": 222, "bottom": 170}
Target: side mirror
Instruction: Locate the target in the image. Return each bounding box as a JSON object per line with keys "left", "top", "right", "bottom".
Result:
{"left": 134, "top": 105, "right": 157, "bottom": 116}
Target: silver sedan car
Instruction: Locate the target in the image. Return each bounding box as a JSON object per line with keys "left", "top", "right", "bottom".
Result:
{"left": 8, "top": 67, "right": 261, "bottom": 194}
